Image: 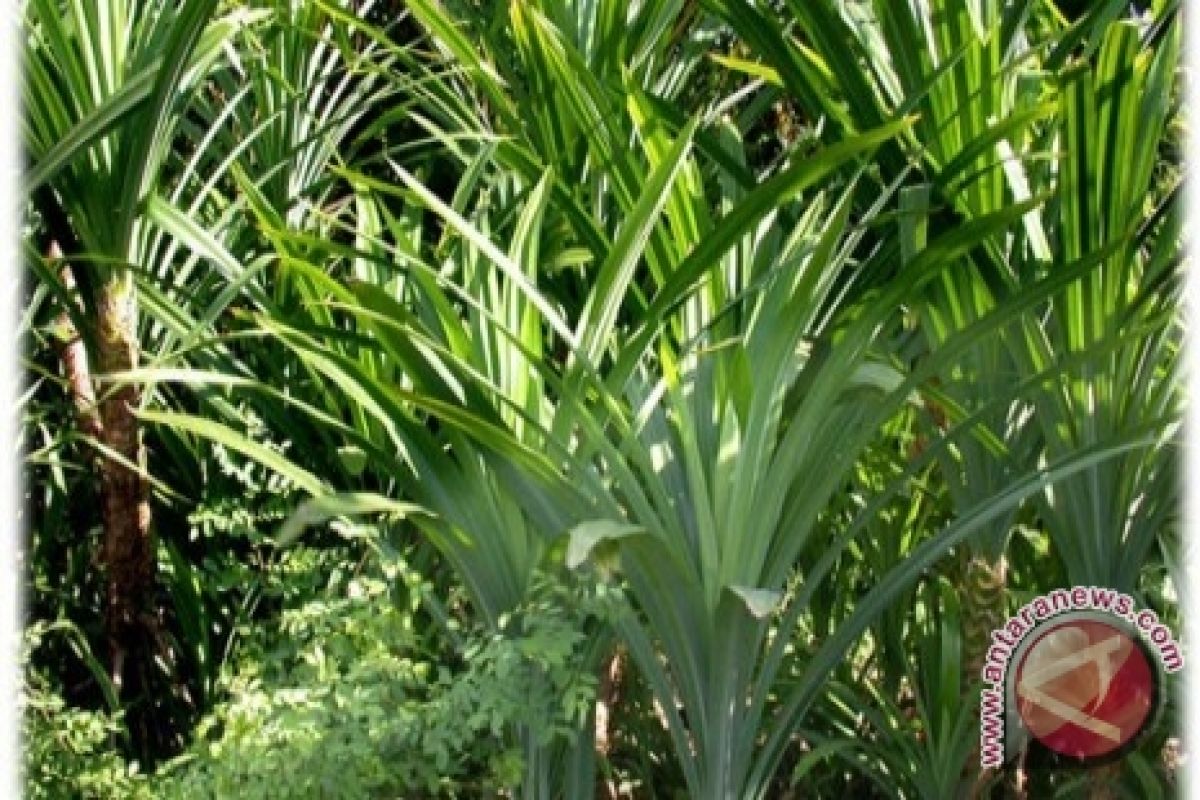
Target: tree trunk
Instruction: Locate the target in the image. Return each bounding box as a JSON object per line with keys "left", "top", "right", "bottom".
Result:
{"left": 50, "top": 246, "right": 102, "bottom": 443}
{"left": 93, "top": 269, "right": 154, "bottom": 695}
{"left": 43, "top": 203, "right": 182, "bottom": 758}
{"left": 963, "top": 552, "right": 1007, "bottom": 682}
{"left": 595, "top": 644, "right": 627, "bottom": 800}
{"left": 961, "top": 552, "right": 1025, "bottom": 799}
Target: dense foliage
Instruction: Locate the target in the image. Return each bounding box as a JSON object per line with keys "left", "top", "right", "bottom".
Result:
{"left": 20, "top": 0, "right": 1183, "bottom": 797}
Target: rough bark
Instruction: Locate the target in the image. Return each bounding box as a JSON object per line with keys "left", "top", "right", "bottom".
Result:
{"left": 963, "top": 552, "right": 1008, "bottom": 681}
{"left": 962, "top": 553, "right": 1025, "bottom": 799}
{"left": 50, "top": 245, "right": 102, "bottom": 443}
{"left": 42, "top": 199, "right": 183, "bottom": 759}
{"left": 595, "top": 644, "right": 627, "bottom": 800}
{"left": 92, "top": 270, "right": 155, "bottom": 695}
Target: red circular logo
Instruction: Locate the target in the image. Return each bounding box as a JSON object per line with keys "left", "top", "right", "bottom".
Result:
{"left": 1014, "top": 618, "right": 1156, "bottom": 761}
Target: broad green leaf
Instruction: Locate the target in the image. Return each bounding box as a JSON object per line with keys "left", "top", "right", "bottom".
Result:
{"left": 276, "top": 492, "right": 428, "bottom": 547}
{"left": 565, "top": 520, "right": 646, "bottom": 570}
{"left": 726, "top": 586, "right": 782, "bottom": 619}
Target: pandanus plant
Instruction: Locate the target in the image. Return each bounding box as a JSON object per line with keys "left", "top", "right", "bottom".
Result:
{"left": 22, "top": 0, "right": 409, "bottom": 742}
{"left": 700, "top": 0, "right": 1051, "bottom": 706}
{"left": 152, "top": 113, "right": 1145, "bottom": 800}
{"left": 126, "top": 1, "right": 1173, "bottom": 795}
{"left": 1016, "top": 18, "right": 1182, "bottom": 594}
{"left": 21, "top": 0, "right": 253, "bottom": 723}
{"left": 709, "top": 1, "right": 1183, "bottom": 792}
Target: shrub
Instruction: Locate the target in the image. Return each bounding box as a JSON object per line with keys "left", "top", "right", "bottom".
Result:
{"left": 19, "top": 624, "right": 151, "bottom": 800}
{"left": 152, "top": 560, "right": 598, "bottom": 798}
